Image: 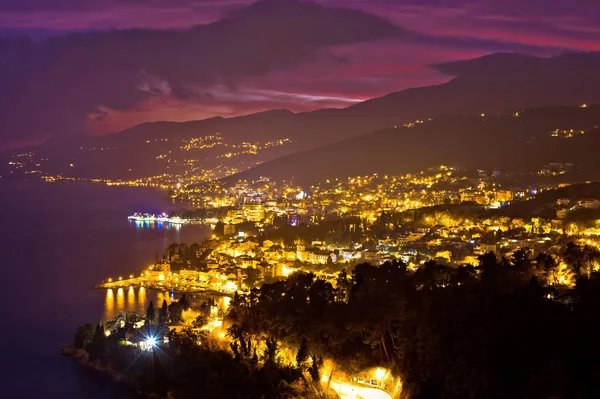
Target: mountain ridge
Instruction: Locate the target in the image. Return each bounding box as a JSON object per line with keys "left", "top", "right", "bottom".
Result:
{"left": 3, "top": 52, "right": 600, "bottom": 181}
{"left": 223, "top": 105, "right": 600, "bottom": 185}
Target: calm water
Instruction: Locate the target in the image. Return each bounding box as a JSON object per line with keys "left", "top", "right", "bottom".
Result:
{"left": 0, "top": 181, "right": 211, "bottom": 398}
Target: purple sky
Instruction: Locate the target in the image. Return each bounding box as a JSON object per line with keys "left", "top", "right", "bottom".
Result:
{"left": 0, "top": 0, "right": 599, "bottom": 146}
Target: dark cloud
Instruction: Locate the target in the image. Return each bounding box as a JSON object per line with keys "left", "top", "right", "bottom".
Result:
{"left": 0, "top": 0, "right": 401, "bottom": 143}
{"left": 1, "top": 0, "right": 597, "bottom": 147}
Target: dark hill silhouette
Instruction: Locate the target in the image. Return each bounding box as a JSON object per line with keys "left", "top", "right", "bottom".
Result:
{"left": 97, "top": 51, "right": 600, "bottom": 148}
{"left": 4, "top": 52, "right": 600, "bottom": 180}
{"left": 225, "top": 105, "right": 600, "bottom": 185}
{"left": 345, "top": 52, "right": 600, "bottom": 124}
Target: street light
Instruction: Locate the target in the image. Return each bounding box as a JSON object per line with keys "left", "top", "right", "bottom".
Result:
{"left": 374, "top": 367, "right": 387, "bottom": 380}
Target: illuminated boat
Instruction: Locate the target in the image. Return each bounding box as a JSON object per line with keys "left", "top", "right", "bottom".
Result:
{"left": 128, "top": 212, "right": 156, "bottom": 222}
{"left": 128, "top": 212, "right": 142, "bottom": 221}
{"left": 128, "top": 212, "right": 186, "bottom": 224}
{"left": 156, "top": 212, "right": 169, "bottom": 223}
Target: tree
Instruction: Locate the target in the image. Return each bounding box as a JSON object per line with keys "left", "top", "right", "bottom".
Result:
{"left": 88, "top": 323, "right": 106, "bottom": 362}
{"left": 296, "top": 337, "right": 310, "bottom": 369}
{"left": 478, "top": 251, "right": 507, "bottom": 285}
{"left": 178, "top": 243, "right": 188, "bottom": 257}
{"left": 214, "top": 221, "right": 225, "bottom": 237}
{"left": 159, "top": 299, "right": 170, "bottom": 325}
{"left": 189, "top": 243, "right": 201, "bottom": 261}
{"left": 232, "top": 290, "right": 242, "bottom": 308}
{"left": 244, "top": 267, "right": 261, "bottom": 288}
{"left": 166, "top": 243, "right": 179, "bottom": 261}
{"left": 192, "top": 314, "right": 207, "bottom": 329}
{"left": 146, "top": 301, "right": 156, "bottom": 324}
{"left": 563, "top": 242, "right": 600, "bottom": 278}
{"left": 451, "top": 265, "right": 476, "bottom": 286}
{"left": 179, "top": 294, "right": 190, "bottom": 310}
{"left": 74, "top": 323, "right": 95, "bottom": 349}
{"left": 512, "top": 248, "right": 532, "bottom": 271}
{"left": 308, "top": 354, "right": 323, "bottom": 382}
{"left": 335, "top": 269, "right": 351, "bottom": 302}
{"left": 228, "top": 291, "right": 242, "bottom": 322}
{"left": 308, "top": 279, "right": 334, "bottom": 309}
{"left": 264, "top": 337, "right": 279, "bottom": 363}
{"left": 535, "top": 253, "right": 558, "bottom": 284}
{"left": 227, "top": 323, "right": 253, "bottom": 360}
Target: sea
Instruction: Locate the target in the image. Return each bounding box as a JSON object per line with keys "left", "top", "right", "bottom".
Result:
{"left": 0, "top": 180, "right": 212, "bottom": 398}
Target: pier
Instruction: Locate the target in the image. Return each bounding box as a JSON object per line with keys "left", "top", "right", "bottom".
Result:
{"left": 96, "top": 277, "right": 233, "bottom": 297}
{"left": 97, "top": 277, "right": 145, "bottom": 289}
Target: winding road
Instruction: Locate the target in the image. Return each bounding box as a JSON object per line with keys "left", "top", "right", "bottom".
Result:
{"left": 328, "top": 379, "right": 392, "bottom": 399}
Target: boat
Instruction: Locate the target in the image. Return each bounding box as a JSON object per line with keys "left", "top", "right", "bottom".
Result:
{"left": 168, "top": 216, "right": 186, "bottom": 224}
{"left": 157, "top": 212, "right": 169, "bottom": 223}
{"left": 128, "top": 212, "right": 156, "bottom": 222}
{"left": 128, "top": 212, "right": 142, "bottom": 221}
{"left": 128, "top": 212, "right": 187, "bottom": 224}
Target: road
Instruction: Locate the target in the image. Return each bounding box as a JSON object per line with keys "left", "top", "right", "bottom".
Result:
{"left": 327, "top": 379, "right": 392, "bottom": 399}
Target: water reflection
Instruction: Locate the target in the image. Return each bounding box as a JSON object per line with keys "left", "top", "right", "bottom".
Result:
{"left": 105, "top": 288, "right": 114, "bottom": 316}
{"left": 139, "top": 286, "right": 146, "bottom": 308}
{"left": 126, "top": 286, "right": 136, "bottom": 313}
{"left": 104, "top": 287, "right": 174, "bottom": 321}
{"left": 103, "top": 288, "right": 231, "bottom": 321}
{"left": 156, "top": 291, "right": 173, "bottom": 306}
{"left": 116, "top": 287, "right": 125, "bottom": 314}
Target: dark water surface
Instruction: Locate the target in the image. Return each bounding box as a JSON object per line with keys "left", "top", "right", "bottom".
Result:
{"left": 0, "top": 181, "right": 211, "bottom": 398}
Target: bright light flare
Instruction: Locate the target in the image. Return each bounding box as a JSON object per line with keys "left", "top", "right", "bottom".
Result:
{"left": 374, "top": 367, "right": 388, "bottom": 380}
{"left": 145, "top": 336, "right": 157, "bottom": 350}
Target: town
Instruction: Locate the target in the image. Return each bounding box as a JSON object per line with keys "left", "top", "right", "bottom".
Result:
{"left": 80, "top": 164, "right": 600, "bottom": 398}
{"left": 102, "top": 165, "right": 600, "bottom": 296}
{"left": 5, "top": 0, "right": 600, "bottom": 397}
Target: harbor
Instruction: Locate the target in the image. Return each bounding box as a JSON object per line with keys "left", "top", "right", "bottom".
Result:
{"left": 96, "top": 274, "right": 234, "bottom": 297}
{"left": 95, "top": 255, "right": 237, "bottom": 298}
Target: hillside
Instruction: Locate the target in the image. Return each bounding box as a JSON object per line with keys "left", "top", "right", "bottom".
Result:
{"left": 226, "top": 105, "right": 600, "bottom": 185}
{"left": 496, "top": 181, "right": 600, "bottom": 220}
{"left": 3, "top": 52, "right": 600, "bottom": 181}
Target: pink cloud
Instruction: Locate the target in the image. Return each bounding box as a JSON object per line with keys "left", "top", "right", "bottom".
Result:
{"left": 86, "top": 87, "right": 364, "bottom": 135}
{"left": 426, "top": 26, "right": 600, "bottom": 51}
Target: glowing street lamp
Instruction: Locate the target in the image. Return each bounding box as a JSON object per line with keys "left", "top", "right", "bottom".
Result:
{"left": 374, "top": 367, "right": 388, "bottom": 381}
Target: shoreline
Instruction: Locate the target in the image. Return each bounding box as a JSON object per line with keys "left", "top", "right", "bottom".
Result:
{"left": 60, "top": 345, "right": 142, "bottom": 397}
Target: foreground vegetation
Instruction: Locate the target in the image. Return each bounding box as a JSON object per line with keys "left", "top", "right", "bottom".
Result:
{"left": 70, "top": 243, "right": 600, "bottom": 398}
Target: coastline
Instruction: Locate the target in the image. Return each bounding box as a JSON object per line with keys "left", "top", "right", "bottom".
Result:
{"left": 60, "top": 346, "right": 142, "bottom": 397}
